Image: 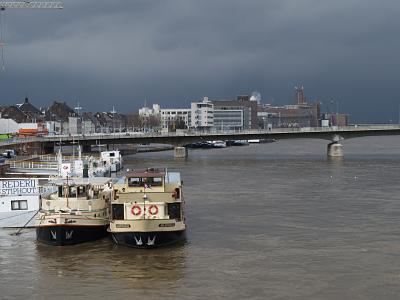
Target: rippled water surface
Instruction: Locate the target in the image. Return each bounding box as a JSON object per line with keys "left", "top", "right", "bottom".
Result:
{"left": 1, "top": 137, "right": 400, "bottom": 299}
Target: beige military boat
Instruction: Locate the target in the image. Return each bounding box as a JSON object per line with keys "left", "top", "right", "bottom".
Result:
{"left": 109, "top": 168, "right": 186, "bottom": 248}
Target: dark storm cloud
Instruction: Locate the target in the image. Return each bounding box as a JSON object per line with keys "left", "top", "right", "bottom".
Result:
{"left": 1, "top": 0, "right": 400, "bottom": 121}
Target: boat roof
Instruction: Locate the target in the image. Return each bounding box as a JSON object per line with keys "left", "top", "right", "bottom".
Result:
{"left": 49, "top": 177, "right": 112, "bottom": 186}
{"left": 115, "top": 170, "right": 181, "bottom": 185}
{"left": 126, "top": 168, "right": 167, "bottom": 178}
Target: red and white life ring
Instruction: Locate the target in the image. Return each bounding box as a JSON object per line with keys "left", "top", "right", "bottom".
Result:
{"left": 148, "top": 204, "right": 158, "bottom": 215}
{"left": 131, "top": 205, "right": 141, "bottom": 216}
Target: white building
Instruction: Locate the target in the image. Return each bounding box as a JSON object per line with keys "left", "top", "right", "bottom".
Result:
{"left": 68, "top": 117, "right": 82, "bottom": 135}
{"left": 190, "top": 97, "right": 214, "bottom": 129}
{"left": 45, "top": 121, "right": 62, "bottom": 135}
{"left": 0, "top": 118, "right": 19, "bottom": 134}
{"left": 139, "top": 98, "right": 215, "bottom": 131}
{"left": 139, "top": 104, "right": 161, "bottom": 117}
{"left": 160, "top": 108, "right": 191, "bottom": 130}
{"left": 82, "top": 119, "right": 96, "bottom": 134}
{"left": 213, "top": 109, "right": 243, "bottom": 131}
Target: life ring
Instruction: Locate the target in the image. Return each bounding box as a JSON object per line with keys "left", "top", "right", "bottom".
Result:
{"left": 148, "top": 205, "right": 158, "bottom": 215}
{"left": 131, "top": 205, "right": 141, "bottom": 216}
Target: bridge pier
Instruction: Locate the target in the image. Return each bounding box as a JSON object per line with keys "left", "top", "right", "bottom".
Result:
{"left": 174, "top": 146, "right": 188, "bottom": 158}
{"left": 82, "top": 144, "right": 92, "bottom": 153}
{"left": 42, "top": 144, "right": 55, "bottom": 154}
{"left": 327, "top": 142, "right": 344, "bottom": 157}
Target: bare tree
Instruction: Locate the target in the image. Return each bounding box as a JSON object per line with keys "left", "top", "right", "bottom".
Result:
{"left": 126, "top": 114, "right": 143, "bottom": 130}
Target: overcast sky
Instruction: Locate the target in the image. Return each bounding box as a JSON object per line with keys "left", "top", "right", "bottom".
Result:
{"left": 0, "top": 0, "right": 399, "bottom": 122}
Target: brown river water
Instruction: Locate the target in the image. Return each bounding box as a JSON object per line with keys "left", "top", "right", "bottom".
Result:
{"left": 1, "top": 136, "right": 400, "bottom": 299}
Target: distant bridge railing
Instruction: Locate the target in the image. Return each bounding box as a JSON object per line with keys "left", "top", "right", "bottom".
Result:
{"left": 1, "top": 124, "right": 400, "bottom": 147}
{"left": 39, "top": 125, "right": 400, "bottom": 139}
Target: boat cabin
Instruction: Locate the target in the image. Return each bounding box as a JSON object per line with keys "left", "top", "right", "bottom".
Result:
{"left": 112, "top": 168, "right": 183, "bottom": 221}
{"left": 115, "top": 168, "right": 182, "bottom": 197}
{"left": 42, "top": 177, "right": 113, "bottom": 211}
{"left": 123, "top": 168, "right": 166, "bottom": 193}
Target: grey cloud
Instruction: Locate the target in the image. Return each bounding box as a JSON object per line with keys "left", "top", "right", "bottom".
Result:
{"left": 1, "top": 0, "right": 400, "bottom": 122}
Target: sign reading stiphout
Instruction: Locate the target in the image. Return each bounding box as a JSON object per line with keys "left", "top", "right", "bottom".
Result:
{"left": 0, "top": 179, "right": 39, "bottom": 196}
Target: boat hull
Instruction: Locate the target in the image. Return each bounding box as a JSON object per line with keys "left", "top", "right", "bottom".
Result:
{"left": 36, "top": 225, "right": 109, "bottom": 246}
{"left": 0, "top": 210, "right": 37, "bottom": 228}
{"left": 111, "top": 230, "right": 186, "bottom": 248}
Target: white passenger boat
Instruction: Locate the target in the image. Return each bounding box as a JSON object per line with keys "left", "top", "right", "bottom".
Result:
{"left": 0, "top": 178, "right": 52, "bottom": 228}
{"left": 209, "top": 140, "right": 227, "bottom": 148}
{"left": 0, "top": 148, "right": 111, "bottom": 229}
{"left": 248, "top": 139, "right": 260, "bottom": 143}
{"left": 100, "top": 150, "right": 123, "bottom": 172}
{"left": 109, "top": 168, "right": 186, "bottom": 248}
{"left": 36, "top": 177, "right": 114, "bottom": 246}
{"left": 6, "top": 148, "right": 110, "bottom": 178}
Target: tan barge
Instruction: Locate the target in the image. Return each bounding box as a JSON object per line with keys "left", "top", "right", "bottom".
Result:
{"left": 36, "top": 177, "right": 114, "bottom": 246}
{"left": 109, "top": 168, "right": 186, "bottom": 248}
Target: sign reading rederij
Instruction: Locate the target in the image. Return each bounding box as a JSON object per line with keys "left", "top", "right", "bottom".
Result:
{"left": 0, "top": 179, "right": 39, "bottom": 196}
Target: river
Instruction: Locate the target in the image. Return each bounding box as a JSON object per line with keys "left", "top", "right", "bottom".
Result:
{"left": 1, "top": 136, "right": 400, "bottom": 299}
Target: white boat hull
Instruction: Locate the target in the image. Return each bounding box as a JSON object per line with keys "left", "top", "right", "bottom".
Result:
{"left": 0, "top": 210, "right": 37, "bottom": 228}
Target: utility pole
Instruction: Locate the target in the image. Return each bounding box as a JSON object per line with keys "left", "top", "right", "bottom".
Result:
{"left": 398, "top": 103, "right": 400, "bottom": 125}
{"left": 75, "top": 102, "right": 83, "bottom": 135}
{"left": 111, "top": 106, "right": 116, "bottom": 134}
{"left": 336, "top": 101, "right": 339, "bottom": 126}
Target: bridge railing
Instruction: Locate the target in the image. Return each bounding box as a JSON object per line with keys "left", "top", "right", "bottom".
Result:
{"left": 0, "top": 136, "right": 41, "bottom": 145}
{"left": 2, "top": 124, "right": 400, "bottom": 146}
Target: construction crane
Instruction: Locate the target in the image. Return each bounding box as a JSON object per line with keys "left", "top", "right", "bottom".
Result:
{"left": 0, "top": 2, "right": 63, "bottom": 69}
{"left": 0, "top": 2, "right": 63, "bottom": 10}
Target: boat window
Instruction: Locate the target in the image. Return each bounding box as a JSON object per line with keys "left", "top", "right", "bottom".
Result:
{"left": 112, "top": 204, "right": 124, "bottom": 220}
{"left": 127, "top": 177, "right": 164, "bottom": 187}
{"left": 11, "top": 200, "right": 28, "bottom": 210}
{"left": 148, "top": 177, "right": 163, "bottom": 187}
{"left": 109, "top": 152, "right": 115, "bottom": 157}
{"left": 76, "top": 186, "right": 86, "bottom": 197}
{"left": 59, "top": 186, "right": 69, "bottom": 197}
{"left": 167, "top": 203, "right": 181, "bottom": 220}
{"left": 128, "top": 177, "right": 141, "bottom": 187}
{"left": 69, "top": 186, "right": 77, "bottom": 197}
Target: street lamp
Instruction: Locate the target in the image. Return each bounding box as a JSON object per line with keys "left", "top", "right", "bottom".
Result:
{"left": 111, "top": 106, "right": 117, "bottom": 134}
{"left": 335, "top": 100, "right": 339, "bottom": 126}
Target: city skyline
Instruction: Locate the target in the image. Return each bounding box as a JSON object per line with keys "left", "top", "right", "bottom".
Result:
{"left": 0, "top": 0, "right": 399, "bottom": 123}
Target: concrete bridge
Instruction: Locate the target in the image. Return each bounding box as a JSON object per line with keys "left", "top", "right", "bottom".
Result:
{"left": 1, "top": 125, "right": 400, "bottom": 158}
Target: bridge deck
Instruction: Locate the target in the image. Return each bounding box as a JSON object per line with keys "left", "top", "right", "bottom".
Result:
{"left": 1, "top": 125, "right": 400, "bottom": 148}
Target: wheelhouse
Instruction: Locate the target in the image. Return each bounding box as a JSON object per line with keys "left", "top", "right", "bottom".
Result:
{"left": 127, "top": 168, "right": 165, "bottom": 189}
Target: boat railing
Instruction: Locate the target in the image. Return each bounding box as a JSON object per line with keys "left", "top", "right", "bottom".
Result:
{"left": 40, "top": 186, "right": 58, "bottom": 197}
{"left": 35, "top": 154, "right": 99, "bottom": 162}
{"left": 40, "top": 208, "right": 107, "bottom": 214}
{"left": 9, "top": 161, "right": 60, "bottom": 170}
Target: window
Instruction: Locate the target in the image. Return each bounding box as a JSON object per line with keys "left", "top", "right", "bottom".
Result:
{"left": 69, "top": 186, "right": 77, "bottom": 197}
{"left": 11, "top": 200, "right": 28, "bottom": 210}
{"left": 77, "top": 186, "right": 86, "bottom": 197}
{"left": 127, "top": 177, "right": 163, "bottom": 187}
{"left": 150, "top": 177, "right": 163, "bottom": 186}
{"left": 128, "top": 177, "right": 141, "bottom": 187}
